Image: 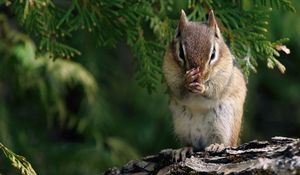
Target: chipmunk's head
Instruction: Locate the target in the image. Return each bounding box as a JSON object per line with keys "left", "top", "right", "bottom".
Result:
{"left": 172, "top": 10, "right": 229, "bottom": 83}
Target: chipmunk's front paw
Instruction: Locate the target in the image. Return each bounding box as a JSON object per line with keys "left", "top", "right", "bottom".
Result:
{"left": 185, "top": 68, "right": 206, "bottom": 94}
{"left": 205, "top": 143, "right": 225, "bottom": 153}
{"left": 188, "top": 83, "right": 206, "bottom": 94}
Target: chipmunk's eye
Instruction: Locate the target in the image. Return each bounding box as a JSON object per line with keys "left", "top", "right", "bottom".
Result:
{"left": 209, "top": 46, "right": 216, "bottom": 64}
{"left": 178, "top": 41, "right": 186, "bottom": 66}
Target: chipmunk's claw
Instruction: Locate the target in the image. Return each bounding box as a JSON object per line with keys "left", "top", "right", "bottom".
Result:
{"left": 172, "top": 147, "right": 193, "bottom": 162}
{"left": 188, "top": 82, "right": 206, "bottom": 93}
{"left": 205, "top": 143, "right": 225, "bottom": 153}
{"left": 185, "top": 68, "right": 206, "bottom": 94}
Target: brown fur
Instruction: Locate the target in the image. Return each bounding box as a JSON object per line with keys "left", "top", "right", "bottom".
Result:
{"left": 163, "top": 10, "right": 247, "bottom": 149}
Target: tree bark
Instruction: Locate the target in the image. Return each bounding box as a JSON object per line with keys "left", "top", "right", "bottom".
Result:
{"left": 104, "top": 136, "right": 300, "bottom": 174}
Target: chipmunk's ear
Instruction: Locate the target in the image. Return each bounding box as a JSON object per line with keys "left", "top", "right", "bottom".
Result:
{"left": 207, "top": 10, "right": 217, "bottom": 27}
{"left": 207, "top": 10, "right": 221, "bottom": 38}
{"left": 178, "top": 10, "right": 188, "bottom": 33}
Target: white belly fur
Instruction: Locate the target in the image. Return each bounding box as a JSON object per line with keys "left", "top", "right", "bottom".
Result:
{"left": 170, "top": 97, "right": 235, "bottom": 150}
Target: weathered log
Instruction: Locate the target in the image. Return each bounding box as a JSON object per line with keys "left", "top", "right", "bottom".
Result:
{"left": 104, "top": 136, "right": 300, "bottom": 175}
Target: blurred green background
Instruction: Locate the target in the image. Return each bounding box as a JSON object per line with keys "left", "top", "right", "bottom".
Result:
{"left": 0, "top": 0, "right": 300, "bottom": 174}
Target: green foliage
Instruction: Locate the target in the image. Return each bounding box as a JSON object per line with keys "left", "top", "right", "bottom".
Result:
{"left": 187, "top": 0, "right": 294, "bottom": 76}
{"left": 1, "top": 0, "right": 294, "bottom": 90}
{"left": 0, "top": 14, "right": 144, "bottom": 174}
{"left": 0, "top": 14, "right": 98, "bottom": 131}
{"left": 0, "top": 0, "right": 174, "bottom": 92}
{"left": 0, "top": 143, "right": 36, "bottom": 175}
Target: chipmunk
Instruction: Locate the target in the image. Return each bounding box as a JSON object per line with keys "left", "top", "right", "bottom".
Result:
{"left": 163, "top": 10, "right": 247, "bottom": 160}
